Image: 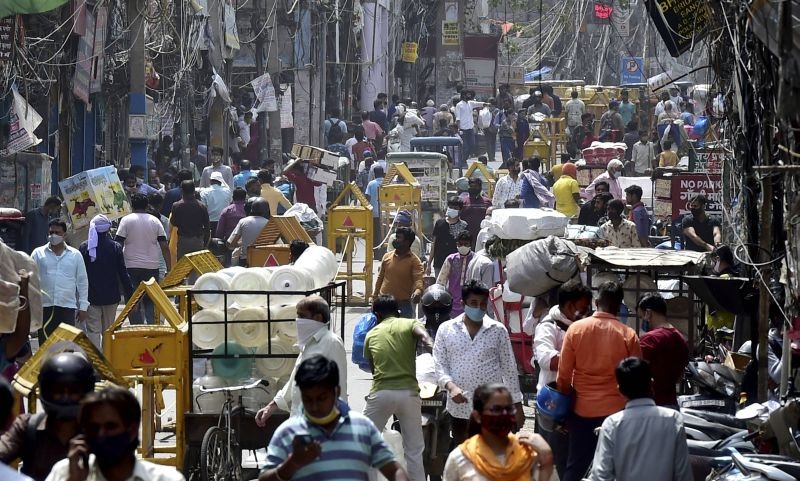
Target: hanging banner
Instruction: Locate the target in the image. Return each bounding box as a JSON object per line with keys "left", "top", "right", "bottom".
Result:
{"left": 495, "top": 65, "right": 525, "bottom": 85}
{"left": 645, "top": 0, "right": 710, "bottom": 57}
{"left": 1, "top": 86, "right": 43, "bottom": 157}
{"left": 72, "top": 8, "right": 95, "bottom": 105}
{"left": 252, "top": 72, "right": 278, "bottom": 112}
{"left": 58, "top": 166, "right": 130, "bottom": 230}
{"left": 89, "top": 6, "right": 107, "bottom": 94}
{"left": 280, "top": 85, "right": 294, "bottom": 129}
{"left": 611, "top": 0, "right": 631, "bottom": 36}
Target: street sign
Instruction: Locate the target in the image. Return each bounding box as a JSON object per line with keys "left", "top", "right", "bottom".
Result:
{"left": 671, "top": 174, "right": 722, "bottom": 219}
{"left": 620, "top": 56, "right": 644, "bottom": 84}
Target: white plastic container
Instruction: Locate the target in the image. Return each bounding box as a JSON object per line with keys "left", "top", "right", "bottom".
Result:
{"left": 292, "top": 245, "right": 338, "bottom": 288}
{"left": 193, "top": 361, "right": 227, "bottom": 413}
{"left": 271, "top": 304, "right": 299, "bottom": 341}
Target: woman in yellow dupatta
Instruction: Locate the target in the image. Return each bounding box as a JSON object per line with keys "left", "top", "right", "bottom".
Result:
{"left": 443, "top": 384, "right": 555, "bottom": 481}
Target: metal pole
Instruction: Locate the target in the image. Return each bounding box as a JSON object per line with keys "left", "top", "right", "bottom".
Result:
{"left": 129, "top": 0, "right": 147, "bottom": 173}
{"left": 266, "top": 0, "right": 283, "bottom": 161}
{"left": 255, "top": 0, "right": 268, "bottom": 162}
{"left": 756, "top": 175, "right": 773, "bottom": 402}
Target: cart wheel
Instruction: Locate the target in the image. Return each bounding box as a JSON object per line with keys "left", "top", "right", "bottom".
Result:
{"left": 201, "top": 426, "right": 241, "bottom": 481}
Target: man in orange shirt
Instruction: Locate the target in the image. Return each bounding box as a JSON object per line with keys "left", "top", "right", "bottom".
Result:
{"left": 556, "top": 281, "right": 641, "bottom": 481}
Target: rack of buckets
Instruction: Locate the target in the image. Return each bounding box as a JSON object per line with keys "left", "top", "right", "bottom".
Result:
{"left": 186, "top": 246, "right": 344, "bottom": 414}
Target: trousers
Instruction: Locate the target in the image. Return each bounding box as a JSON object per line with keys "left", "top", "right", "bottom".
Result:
{"left": 127, "top": 268, "right": 160, "bottom": 324}
{"left": 460, "top": 129, "right": 475, "bottom": 167}
{"left": 364, "top": 389, "right": 426, "bottom": 481}
{"left": 39, "top": 306, "right": 75, "bottom": 344}
{"left": 563, "top": 414, "right": 606, "bottom": 481}
{"left": 86, "top": 304, "right": 119, "bottom": 349}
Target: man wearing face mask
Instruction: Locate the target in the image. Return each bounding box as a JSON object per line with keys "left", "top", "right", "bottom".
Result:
{"left": 0, "top": 353, "right": 95, "bottom": 481}
{"left": 375, "top": 228, "right": 424, "bottom": 319}
{"left": 261, "top": 356, "right": 410, "bottom": 481}
{"left": 31, "top": 220, "right": 89, "bottom": 343}
{"left": 436, "top": 231, "right": 474, "bottom": 318}
{"left": 681, "top": 194, "right": 722, "bottom": 252}
{"left": 363, "top": 295, "right": 433, "bottom": 481}
{"left": 428, "top": 197, "right": 469, "bottom": 276}
{"left": 45, "top": 386, "right": 184, "bottom": 481}
{"left": 255, "top": 296, "right": 347, "bottom": 425}
{"left": 533, "top": 280, "right": 592, "bottom": 478}
{"left": 433, "top": 280, "right": 524, "bottom": 445}
{"left": 585, "top": 158, "right": 624, "bottom": 200}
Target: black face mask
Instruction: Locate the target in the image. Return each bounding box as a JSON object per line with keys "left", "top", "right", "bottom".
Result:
{"left": 41, "top": 398, "right": 80, "bottom": 421}
{"left": 392, "top": 240, "right": 403, "bottom": 250}
{"left": 690, "top": 208, "right": 703, "bottom": 217}
{"left": 88, "top": 432, "right": 138, "bottom": 468}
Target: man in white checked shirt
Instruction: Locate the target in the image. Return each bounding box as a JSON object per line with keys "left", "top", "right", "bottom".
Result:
{"left": 433, "top": 280, "right": 524, "bottom": 445}
{"left": 491, "top": 158, "right": 523, "bottom": 207}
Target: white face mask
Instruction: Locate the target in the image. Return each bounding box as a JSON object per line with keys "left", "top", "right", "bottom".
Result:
{"left": 446, "top": 208, "right": 459, "bottom": 219}
{"left": 295, "top": 317, "right": 325, "bottom": 348}
{"left": 48, "top": 234, "right": 64, "bottom": 246}
{"left": 457, "top": 246, "right": 471, "bottom": 256}
{"left": 610, "top": 171, "right": 620, "bottom": 179}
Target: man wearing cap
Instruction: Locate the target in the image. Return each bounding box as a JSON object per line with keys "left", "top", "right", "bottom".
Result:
{"left": 585, "top": 159, "right": 624, "bottom": 200}
{"left": 200, "top": 171, "right": 233, "bottom": 236}
{"left": 199, "top": 147, "right": 234, "bottom": 189}
{"left": 79, "top": 215, "right": 134, "bottom": 348}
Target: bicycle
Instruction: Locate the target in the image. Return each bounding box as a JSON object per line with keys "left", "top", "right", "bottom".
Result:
{"left": 197, "top": 379, "right": 271, "bottom": 481}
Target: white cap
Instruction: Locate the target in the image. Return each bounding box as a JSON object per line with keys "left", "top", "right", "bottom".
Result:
{"left": 210, "top": 171, "right": 225, "bottom": 183}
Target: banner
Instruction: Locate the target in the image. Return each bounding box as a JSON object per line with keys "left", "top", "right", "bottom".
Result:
{"left": 671, "top": 174, "right": 721, "bottom": 219}
{"left": 0, "top": 0, "right": 70, "bottom": 19}
{"left": 73, "top": 8, "right": 95, "bottom": 105}
{"left": 442, "top": 21, "right": 459, "bottom": 45}
{"left": 59, "top": 166, "right": 130, "bottom": 230}
{"left": 0, "top": 86, "right": 42, "bottom": 157}
{"left": 495, "top": 65, "right": 524, "bottom": 85}
{"left": 401, "top": 42, "right": 418, "bottom": 63}
{"left": 645, "top": 0, "right": 710, "bottom": 57}
{"left": 0, "top": 17, "right": 14, "bottom": 63}
{"left": 280, "top": 85, "right": 294, "bottom": 129}
{"left": 252, "top": 72, "right": 278, "bottom": 112}
{"left": 464, "top": 58, "right": 495, "bottom": 98}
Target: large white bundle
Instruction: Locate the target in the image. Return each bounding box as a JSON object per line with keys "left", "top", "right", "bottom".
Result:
{"left": 230, "top": 307, "right": 270, "bottom": 347}
{"left": 193, "top": 273, "right": 232, "bottom": 309}
{"left": 506, "top": 236, "right": 580, "bottom": 297}
{"left": 230, "top": 268, "right": 273, "bottom": 307}
{"left": 293, "top": 245, "right": 338, "bottom": 288}
{"left": 192, "top": 309, "right": 227, "bottom": 349}
{"left": 255, "top": 337, "right": 297, "bottom": 378}
{"left": 488, "top": 208, "right": 568, "bottom": 240}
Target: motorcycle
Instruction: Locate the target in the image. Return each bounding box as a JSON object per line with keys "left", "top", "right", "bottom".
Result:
{"left": 680, "top": 359, "right": 742, "bottom": 415}
{"left": 416, "top": 354, "right": 451, "bottom": 481}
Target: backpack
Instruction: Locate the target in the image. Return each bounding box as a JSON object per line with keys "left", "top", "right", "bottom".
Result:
{"left": 352, "top": 312, "right": 378, "bottom": 372}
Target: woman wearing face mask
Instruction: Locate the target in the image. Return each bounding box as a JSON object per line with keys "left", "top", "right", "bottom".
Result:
{"left": 428, "top": 197, "right": 469, "bottom": 277}
{"left": 584, "top": 158, "right": 624, "bottom": 201}
{"left": 436, "top": 232, "right": 475, "bottom": 318}
{"left": 443, "top": 383, "right": 555, "bottom": 481}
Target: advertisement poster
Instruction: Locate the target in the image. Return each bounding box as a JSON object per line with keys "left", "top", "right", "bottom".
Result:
{"left": 252, "top": 73, "right": 278, "bottom": 112}
{"left": 0, "top": 17, "right": 14, "bottom": 64}
{"left": 671, "top": 174, "right": 721, "bottom": 219}
{"left": 442, "top": 21, "right": 459, "bottom": 45}
{"left": 0, "top": 86, "right": 42, "bottom": 157}
{"left": 464, "top": 58, "right": 496, "bottom": 98}
{"left": 620, "top": 57, "right": 645, "bottom": 84}
{"left": 59, "top": 166, "right": 130, "bottom": 229}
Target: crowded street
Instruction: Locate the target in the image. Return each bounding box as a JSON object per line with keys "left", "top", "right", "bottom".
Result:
{"left": 1, "top": 1, "right": 800, "bottom": 481}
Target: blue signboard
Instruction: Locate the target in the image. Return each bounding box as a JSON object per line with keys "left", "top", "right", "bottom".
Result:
{"left": 620, "top": 57, "right": 645, "bottom": 84}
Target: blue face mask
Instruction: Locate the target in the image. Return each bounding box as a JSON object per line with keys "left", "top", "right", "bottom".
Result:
{"left": 464, "top": 305, "right": 485, "bottom": 323}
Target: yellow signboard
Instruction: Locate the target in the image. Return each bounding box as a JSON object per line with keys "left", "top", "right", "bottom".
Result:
{"left": 402, "top": 42, "right": 418, "bottom": 62}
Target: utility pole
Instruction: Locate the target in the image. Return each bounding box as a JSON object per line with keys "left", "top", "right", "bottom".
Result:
{"left": 294, "top": 3, "right": 312, "bottom": 145}
{"left": 128, "top": 0, "right": 147, "bottom": 173}
{"left": 254, "top": 0, "right": 268, "bottom": 161}
{"left": 266, "top": 0, "right": 283, "bottom": 161}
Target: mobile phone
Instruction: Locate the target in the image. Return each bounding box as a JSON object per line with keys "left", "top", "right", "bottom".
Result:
{"left": 295, "top": 434, "right": 313, "bottom": 446}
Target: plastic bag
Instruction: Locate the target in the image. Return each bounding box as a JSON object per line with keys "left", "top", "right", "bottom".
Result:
{"left": 693, "top": 116, "right": 710, "bottom": 136}
{"left": 284, "top": 203, "right": 323, "bottom": 232}
{"left": 352, "top": 312, "right": 378, "bottom": 372}
{"left": 506, "top": 236, "right": 580, "bottom": 297}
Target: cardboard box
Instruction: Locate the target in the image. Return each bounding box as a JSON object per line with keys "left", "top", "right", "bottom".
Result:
{"left": 305, "top": 165, "right": 338, "bottom": 185}
{"left": 291, "top": 144, "right": 303, "bottom": 156}
{"left": 320, "top": 150, "right": 340, "bottom": 168}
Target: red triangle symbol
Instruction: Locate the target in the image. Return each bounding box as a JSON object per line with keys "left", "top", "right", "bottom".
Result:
{"left": 394, "top": 194, "right": 402, "bottom": 200}
{"left": 264, "top": 254, "right": 279, "bottom": 267}
{"left": 138, "top": 349, "right": 156, "bottom": 365}
{"left": 343, "top": 216, "right": 354, "bottom": 227}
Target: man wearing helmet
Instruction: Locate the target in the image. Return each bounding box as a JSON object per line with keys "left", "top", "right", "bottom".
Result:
{"left": 420, "top": 284, "right": 453, "bottom": 340}
{"left": 0, "top": 353, "right": 95, "bottom": 481}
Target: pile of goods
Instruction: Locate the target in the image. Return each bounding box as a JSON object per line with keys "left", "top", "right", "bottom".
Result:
{"left": 581, "top": 142, "right": 627, "bottom": 166}
{"left": 190, "top": 246, "right": 338, "bottom": 413}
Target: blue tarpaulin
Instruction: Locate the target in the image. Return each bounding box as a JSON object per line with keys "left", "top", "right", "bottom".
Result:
{"left": 524, "top": 67, "right": 553, "bottom": 82}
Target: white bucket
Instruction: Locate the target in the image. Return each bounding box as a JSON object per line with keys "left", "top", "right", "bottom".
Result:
{"left": 230, "top": 307, "right": 270, "bottom": 347}
{"left": 193, "top": 273, "right": 232, "bottom": 309}
{"left": 230, "top": 268, "right": 274, "bottom": 307}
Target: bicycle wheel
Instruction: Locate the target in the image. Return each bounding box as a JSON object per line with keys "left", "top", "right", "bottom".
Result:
{"left": 200, "top": 427, "right": 227, "bottom": 481}
{"left": 200, "top": 426, "right": 242, "bottom": 481}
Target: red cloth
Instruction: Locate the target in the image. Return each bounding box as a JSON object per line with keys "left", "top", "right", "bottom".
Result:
{"left": 640, "top": 326, "right": 689, "bottom": 406}
{"left": 284, "top": 170, "right": 321, "bottom": 213}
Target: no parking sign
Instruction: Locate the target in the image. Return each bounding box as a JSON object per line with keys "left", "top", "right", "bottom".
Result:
{"left": 620, "top": 56, "right": 644, "bottom": 84}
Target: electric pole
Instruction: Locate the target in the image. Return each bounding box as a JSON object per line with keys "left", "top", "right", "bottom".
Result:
{"left": 266, "top": 0, "right": 283, "bottom": 161}
{"left": 128, "top": 0, "right": 147, "bottom": 172}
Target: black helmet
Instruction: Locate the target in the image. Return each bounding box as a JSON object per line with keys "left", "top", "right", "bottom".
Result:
{"left": 38, "top": 353, "right": 95, "bottom": 403}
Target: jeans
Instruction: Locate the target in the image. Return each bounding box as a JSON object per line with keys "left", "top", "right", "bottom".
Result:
{"left": 364, "top": 389, "right": 426, "bottom": 481}
{"left": 39, "top": 306, "right": 76, "bottom": 344}
{"left": 398, "top": 300, "right": 415, "bottom": 319}
{"left": 127, "top": 268, "right": 160, "bottom": 324}
{"left": 451, "top": 416, "right": 471, "bottom": 446}
{"left": 484, "top": 131, "right": 496, "bottom": 162}
{"left": 460, "top": 129, "right": 475, "bottom": 167}
{"left": 86, "top": 304, "right": 119, "bottom": 349}
{"left": 563, "top": 414, "right": 606, "bottom": 481}
{"left": 536, "top": 415, "right": 569, "bottom": 479}
{"left": 500, "top": 137, "right": 515, "bottom": 165}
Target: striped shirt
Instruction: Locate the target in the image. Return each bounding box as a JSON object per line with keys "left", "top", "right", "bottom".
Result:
{"left": 264, "top": 401, "right": 395, "bottom": 480}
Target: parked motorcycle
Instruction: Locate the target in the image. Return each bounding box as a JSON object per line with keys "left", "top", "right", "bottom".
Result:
{"left": 680, "top": 360, "right": 742, "bottom": 415}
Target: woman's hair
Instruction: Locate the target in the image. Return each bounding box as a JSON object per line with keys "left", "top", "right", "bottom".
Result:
{"left": 467, "top": 383, "right": 511, "bottom": 437}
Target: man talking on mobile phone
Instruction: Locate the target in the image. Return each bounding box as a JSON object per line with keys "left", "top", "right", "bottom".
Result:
{"left": 260, "top": 355, "right": 410, "bottom": 481}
